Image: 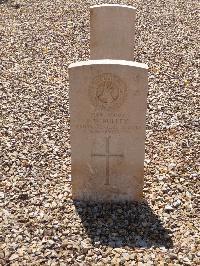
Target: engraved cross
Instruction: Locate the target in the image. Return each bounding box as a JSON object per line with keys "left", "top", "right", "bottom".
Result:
{"left": 91, "top": 136, "right": 123, "bottom": 185}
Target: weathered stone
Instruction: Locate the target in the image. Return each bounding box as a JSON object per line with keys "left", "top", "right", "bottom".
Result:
{"left": 69, "top": 60, "right": 148, "bottom": 202}
{"left": 90, "top": 4, "right": 136, "bottom": 60}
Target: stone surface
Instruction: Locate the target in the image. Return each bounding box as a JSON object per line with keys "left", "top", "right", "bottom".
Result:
{"left": 69, "top": 59, "right": 148, "bottom": 202}
{"left": 90, "top": 4, "right": 136, "bottom": 60}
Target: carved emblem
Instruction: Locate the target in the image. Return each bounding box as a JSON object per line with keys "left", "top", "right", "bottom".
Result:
{"left": 89, "top": 73, "right": 127, "bottom": 110}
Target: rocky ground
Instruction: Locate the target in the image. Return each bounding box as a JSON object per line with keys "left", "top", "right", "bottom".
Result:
{"left": 0, "top": 0, "right": 199, "bottom": 265}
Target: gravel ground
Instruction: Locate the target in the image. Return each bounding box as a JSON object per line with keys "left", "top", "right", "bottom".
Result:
{"left": 0, "top": 0, "right": 199, "bottom": 265}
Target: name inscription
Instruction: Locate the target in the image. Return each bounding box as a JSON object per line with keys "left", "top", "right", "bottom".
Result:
{"left": 74, "top": 111, "right": 141, "bottom": 134}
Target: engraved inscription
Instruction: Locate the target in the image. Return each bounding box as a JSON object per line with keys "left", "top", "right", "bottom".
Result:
{"left": 91, "top": 136, "right": 123, "bottom": 185}
{"left": 89, "top": 73, "right": 127, "bottom": 110}
{"left": 74, "top": 111, "right": 142, "bottom": 134}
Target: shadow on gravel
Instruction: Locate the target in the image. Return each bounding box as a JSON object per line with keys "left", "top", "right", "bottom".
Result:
{"left": 74, "top": 200, "right": 173, "bottom": 248}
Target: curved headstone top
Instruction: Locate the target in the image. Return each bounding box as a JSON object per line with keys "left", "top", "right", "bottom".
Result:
{"left": 90, "top": 4, "right": 136, "bottom": 61}
{"left": 69, "top": 59, "right": 148, "bottom": 69}
{"left": 91, "top": 4, "right": 136, "bottom": 9}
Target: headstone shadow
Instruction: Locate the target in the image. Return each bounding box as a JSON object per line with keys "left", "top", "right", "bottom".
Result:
{"left": 74, "top": 200, "right": 173, "bottom": 249}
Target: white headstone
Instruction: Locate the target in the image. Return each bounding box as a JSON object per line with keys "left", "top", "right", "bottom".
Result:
{"left": 90, "top": 4, "right": 136, "bottom": 60}
{"left": 69, "top": 5, "right": 148, "bottom": 202}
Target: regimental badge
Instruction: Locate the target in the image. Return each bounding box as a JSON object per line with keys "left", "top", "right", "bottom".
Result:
{"left": 89, "top": 73, "right": 127, "bottom": 110}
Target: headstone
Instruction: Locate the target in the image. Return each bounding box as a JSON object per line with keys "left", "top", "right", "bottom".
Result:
{"left": 69, "top": 5, "right": 148, "bottom": 202}
{"left": 90, "top": 4, "right": 136, "bottom": 60}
